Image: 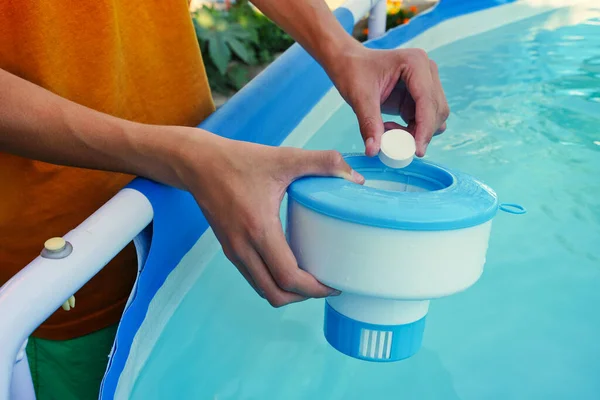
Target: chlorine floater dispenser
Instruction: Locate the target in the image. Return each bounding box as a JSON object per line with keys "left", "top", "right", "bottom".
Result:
{"left": 286, "top": 130, "right": 525, "bottom": 362}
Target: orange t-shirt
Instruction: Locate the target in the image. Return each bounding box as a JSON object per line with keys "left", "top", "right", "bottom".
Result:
{"left": 0, "top": 0, "right": 215, "bottom": 340}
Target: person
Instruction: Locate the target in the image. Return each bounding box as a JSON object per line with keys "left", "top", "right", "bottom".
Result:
{"left": 0, "top": 0, "right": 449, "bottom": 398}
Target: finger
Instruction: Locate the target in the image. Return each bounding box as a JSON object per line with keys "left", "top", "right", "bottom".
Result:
{"left": 254, "top": 221, "right": 340, "bottom": 299}
{"left": 242, "top": 244, "right": 307, "bottom": 308}
{"left": 429, "top": 59, "right": 450, "bottom": 137}
{"left": 412, "top": 85, "right": 438, "bottom": 156}
{"left": 288, "top": 149, "right": 365, "bottom": 184}
{"left": 351, "top": 94, "right": 385, "bottom": 157}
{"left": 401, "top": 51, "right": 439, "bottom": 157}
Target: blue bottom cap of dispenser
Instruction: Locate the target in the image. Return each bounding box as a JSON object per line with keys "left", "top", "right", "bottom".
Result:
{"left": 324, "top": 301, "right": 426, "bottom": 362}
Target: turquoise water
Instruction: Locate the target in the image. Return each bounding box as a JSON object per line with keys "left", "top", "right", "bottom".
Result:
{"left": 130, "top": 7, "right": 600, "bottom": 400}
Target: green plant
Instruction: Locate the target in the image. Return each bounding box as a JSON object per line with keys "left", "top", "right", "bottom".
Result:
{"left": 229, "top": 0, "right": 295, "bottom": 57}
{"left": 192, "top": 7, "right": 255, "bottom": 94}
{"left": 192, "top": 1, "right": 295, "bottom": 95}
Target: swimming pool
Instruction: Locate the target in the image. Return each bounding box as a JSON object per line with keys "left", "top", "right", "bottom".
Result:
{"left": 100, "top": 2, "right": 600, "bottom": 399}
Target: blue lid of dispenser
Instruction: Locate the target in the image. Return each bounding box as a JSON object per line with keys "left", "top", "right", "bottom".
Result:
{"left": 324, "top": 301, "right": 426, "bottom": 362}
{"left": 287, "top": 154, "right": 498, "bottom": 231}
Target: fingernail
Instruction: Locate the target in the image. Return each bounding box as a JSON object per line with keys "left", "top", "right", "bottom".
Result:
{"left": 329, "top": 289, "right": 342, "bottom": 296}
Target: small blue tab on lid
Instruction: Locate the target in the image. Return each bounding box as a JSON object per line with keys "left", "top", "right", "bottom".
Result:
{"left": 323, "top": 301, "right": 426, "bottom": 362}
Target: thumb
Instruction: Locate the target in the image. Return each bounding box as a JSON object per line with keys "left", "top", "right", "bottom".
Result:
{"left": 353, "top": 97, "right": 385, "bottom": 157}
{"left": 289, "top": 150, "right": 365, "bottom": 184}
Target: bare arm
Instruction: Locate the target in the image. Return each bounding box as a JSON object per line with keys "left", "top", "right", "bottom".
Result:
{"left": 248, "top": 0, "right": 360, "bottom": 73}
{"left": 250, "top": 0, "right": 450, "bottom": 156}
{"left": 0, "top": 68, "right": 200, "bottom": 190}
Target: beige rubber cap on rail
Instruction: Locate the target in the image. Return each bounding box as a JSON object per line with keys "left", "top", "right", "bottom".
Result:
{"left": 378, "top": 129, "right": 416, "bottom": 169}
{"left": 44, "top": 237, "right": 67, "bottom": 252}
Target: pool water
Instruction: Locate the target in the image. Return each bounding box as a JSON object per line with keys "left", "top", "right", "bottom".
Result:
{"left": 129, "top": 7, "right": 600, "bottom": 400}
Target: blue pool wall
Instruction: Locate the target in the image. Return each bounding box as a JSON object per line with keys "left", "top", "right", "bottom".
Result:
{"left": 101, "top": 0, "right": 516, "bottom": 397}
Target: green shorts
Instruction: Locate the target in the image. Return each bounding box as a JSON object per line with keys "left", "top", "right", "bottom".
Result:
{"left": 26, "top": 324, "right": 118, "bottom": 400}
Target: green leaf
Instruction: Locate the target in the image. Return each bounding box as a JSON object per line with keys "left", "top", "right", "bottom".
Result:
{"left": 227, "top": 64, "right": 250, "bottom": 90}
{"left": 195, "top": 28, "right": 212, "bottom": 43}
{"left": 246, "top": 49, "right": 258, "bottom": 66}
{"left": 205, "top": 63, "right": 231, "bottom": 95}
{"left": 259, "top": 48, "right": 273, "bottom": 64}
{"left": 227, "top": 24, "right": 253, "bottom": 40}
{"left": 227, "top": 37, "right": 252, "bottom": 64}
{"left": 208, "top": 35, "right": 231, "bottom": 75}
{"left": 247, "top": 28, "right": 260, "bottom": 45}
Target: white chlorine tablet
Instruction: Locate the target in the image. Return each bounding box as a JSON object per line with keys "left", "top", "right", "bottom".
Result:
{"left": 378, "top": 129, "right": 416, "bottom": 169}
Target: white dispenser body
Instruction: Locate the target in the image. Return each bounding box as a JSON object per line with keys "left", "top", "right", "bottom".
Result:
{"left": 288, "top": 200, "right": 492, "bottom": 303}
